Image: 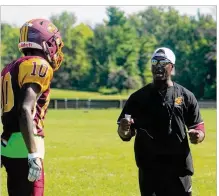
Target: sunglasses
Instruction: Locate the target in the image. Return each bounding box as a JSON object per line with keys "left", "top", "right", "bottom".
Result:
{"left": 151, "top": 59, "right": 172, "bottom": 66}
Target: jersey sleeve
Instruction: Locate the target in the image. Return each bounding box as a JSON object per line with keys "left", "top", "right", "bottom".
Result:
{"left": 184, "top": 92, "right": 203, "bottom": 129}
{"left": 18, "top": 57, "right": 53, "bottom": 93}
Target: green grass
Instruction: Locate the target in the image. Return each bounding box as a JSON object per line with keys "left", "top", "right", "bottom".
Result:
{"left": 1, "top": 109, "right": 216, "bottom": 196}
{"left": 50, "top": 88, "right": 131, "bottom": 100}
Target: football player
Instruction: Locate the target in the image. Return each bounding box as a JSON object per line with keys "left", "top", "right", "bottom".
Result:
{"left": 1, "top": 18, "right": 64, "bottom": 196}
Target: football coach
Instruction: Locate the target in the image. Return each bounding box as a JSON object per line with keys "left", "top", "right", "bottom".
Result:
{"left": 117, "top": 47, "right": 205, "bottom": 196}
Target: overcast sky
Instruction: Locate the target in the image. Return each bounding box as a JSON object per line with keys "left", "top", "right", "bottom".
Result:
{"left": 1, "top": 5, "right": 216, "bottom": 27}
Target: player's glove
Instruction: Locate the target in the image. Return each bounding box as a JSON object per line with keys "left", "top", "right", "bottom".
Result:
{"left": 28, "top": 153, "right": 42, "bottom": 182}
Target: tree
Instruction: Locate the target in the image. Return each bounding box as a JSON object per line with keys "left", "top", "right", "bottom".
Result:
{"left": 106, "top": 6, "right": 127, "bottom": 26}
{"left": 50, "top": 12, "right": 93, "bottom": 90}
{"left": 1, "top": 23, "right": 20, "bottom": 68}
{"left": 1, "top": 6, "right": 216, "bottom": 99}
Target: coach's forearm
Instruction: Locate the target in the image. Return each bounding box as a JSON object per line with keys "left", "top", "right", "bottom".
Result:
{"left": 19, "top": 106, "right": 37, "bottom": 153}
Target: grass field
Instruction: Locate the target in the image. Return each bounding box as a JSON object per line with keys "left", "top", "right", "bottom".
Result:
{"left": 1, "top": 109, "right": 216, "bottom": 196}
{"left": 50, "top": 88, "right": 131, "bottom": 100}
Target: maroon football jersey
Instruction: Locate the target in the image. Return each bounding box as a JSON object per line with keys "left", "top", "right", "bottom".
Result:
{"left": 1, "top": 56, "right": 53, "bottom": 141}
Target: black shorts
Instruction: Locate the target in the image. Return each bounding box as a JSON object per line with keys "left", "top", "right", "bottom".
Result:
{"left": 1, "top": 156, "right": 44, "bottom": 196}
{"left": 138, "top": 168, "right": 192, "bottom": 196}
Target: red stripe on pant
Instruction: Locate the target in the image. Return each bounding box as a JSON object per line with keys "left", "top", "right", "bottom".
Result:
{"left": 32, "top": 160, "right": 44, "bottom": 196}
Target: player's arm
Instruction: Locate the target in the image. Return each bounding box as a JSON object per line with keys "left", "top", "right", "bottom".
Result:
{"left": 18, "top": 83, "right": 43, "bottom": 182}
{"left": 185, "top": 92, "right": 205, "bottom": 144}
{"left": 18, "top": 58, "right": 53, "bottom": 182}
{"left": 18, "top": 58, "right": 52, "bottom": 152}
{"left": 18, "top": 83, "right": 40, "bottom": 153}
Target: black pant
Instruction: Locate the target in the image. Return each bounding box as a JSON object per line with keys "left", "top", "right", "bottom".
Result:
{"left": 138, "top": 168, "right": 192, "bottom": 196}
{"left": 1, "top": 156, "right": 44, "bottom": 196}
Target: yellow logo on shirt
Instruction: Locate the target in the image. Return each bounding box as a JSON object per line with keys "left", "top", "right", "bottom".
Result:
{"left": 175, "top": 96, "right": 183, "bottom": 105}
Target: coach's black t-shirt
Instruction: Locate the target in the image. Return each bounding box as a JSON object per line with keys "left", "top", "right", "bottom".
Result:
{"left": 117, "top": 82, "right": 203, "bottom": 176}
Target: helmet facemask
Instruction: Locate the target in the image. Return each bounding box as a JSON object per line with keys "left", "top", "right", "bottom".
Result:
{"left": 53, "top": 38, "right": 64, "bottom": 71}
{"left": 42, "top": 35, "right": 64, "bottom": 71}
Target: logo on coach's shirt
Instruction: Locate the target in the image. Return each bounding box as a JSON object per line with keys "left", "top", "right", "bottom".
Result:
{"left": 175, "top": 96, "right": 183, "bottom": 105}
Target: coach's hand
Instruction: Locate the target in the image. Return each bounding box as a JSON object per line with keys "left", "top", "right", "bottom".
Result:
{"left": 28, "top": 153, "right": 42, "bottom": 182}
{"left": 118, "top": 118, "right": 134, "bottom": 139}
{"left": 188, "top": 129, "right": 205, "bottom": 144}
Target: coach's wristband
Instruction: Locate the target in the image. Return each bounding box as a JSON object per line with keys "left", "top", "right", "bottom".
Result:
{"left": 28, "top": 152, "right": 40, "bottom": 159}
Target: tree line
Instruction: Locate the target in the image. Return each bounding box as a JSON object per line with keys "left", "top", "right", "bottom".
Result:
{"left": 1, "top": 6, "right": 216, "bottom": 100}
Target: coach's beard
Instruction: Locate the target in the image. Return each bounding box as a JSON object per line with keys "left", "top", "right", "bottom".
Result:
{"left": 153, "top": 68, "right": 170, "bottom": 89}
